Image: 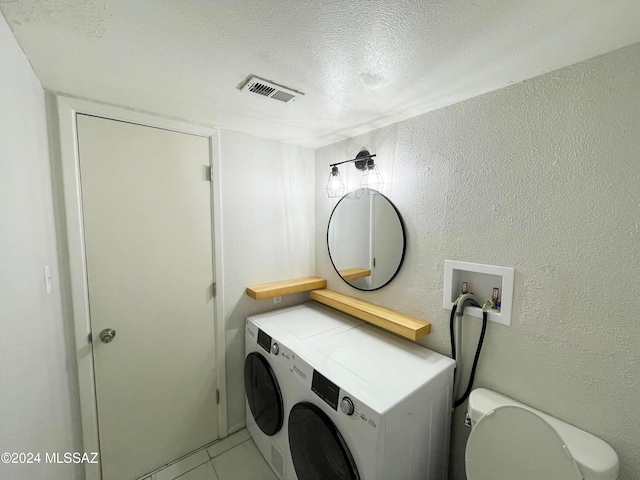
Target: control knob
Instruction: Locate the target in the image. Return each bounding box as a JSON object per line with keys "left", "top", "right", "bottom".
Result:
{"left": 271, "top": 343, "right": 280, "bottom": 355}
{"left": 340, "top": 397, "right": 355, "bottom": 416}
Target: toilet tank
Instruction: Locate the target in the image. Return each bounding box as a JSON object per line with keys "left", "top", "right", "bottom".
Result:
{"left": 468, "top": 389, "right": 618, "bottom": 480}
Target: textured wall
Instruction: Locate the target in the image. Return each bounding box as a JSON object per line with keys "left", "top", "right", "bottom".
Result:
{"left": 0, "top": 14, "right": 82, "bottom": 480}
{"left": 315, "top": 43, "right": 640, "bottom": 479}
{"left": 219, "top": 130, "right": 315, "bottom": 432}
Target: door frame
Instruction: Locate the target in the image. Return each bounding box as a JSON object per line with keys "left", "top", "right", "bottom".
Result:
{"left": 50, "top": 94, "right": 227, "bottom": 480}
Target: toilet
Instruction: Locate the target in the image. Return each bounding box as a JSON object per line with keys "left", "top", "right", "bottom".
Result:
{"left": 466, "top": 388, "right": 619, "bottom": 480}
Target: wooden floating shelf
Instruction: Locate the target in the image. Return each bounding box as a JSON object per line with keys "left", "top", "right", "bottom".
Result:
{"left": 338, "top": 267, "right": 372, "bottom": 281}
{"left": 246, "top": 276, "right": 327, "bottom": 300}
{"left": 310, "top": 289, "right": 431, "bottom": 341}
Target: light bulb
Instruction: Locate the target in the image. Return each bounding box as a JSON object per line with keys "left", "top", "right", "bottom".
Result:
{"left": 360, "top": 160, "right": 383, "bottom": 192}
{"left": 326, "top": 166, "right": 345, "bottom": 198}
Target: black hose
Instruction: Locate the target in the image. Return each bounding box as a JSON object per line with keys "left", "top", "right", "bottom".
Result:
{"left": 452, "top": 310, "right": 488, "bottom": 409}
{"left": 449, "top": 304, "right": 458, "bottom": 360}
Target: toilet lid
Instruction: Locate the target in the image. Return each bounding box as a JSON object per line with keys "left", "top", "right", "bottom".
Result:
{"left": 466, "top": 405, "right": 583, "bottom": 480}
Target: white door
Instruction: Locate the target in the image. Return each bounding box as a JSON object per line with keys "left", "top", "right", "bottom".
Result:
{"left": 76, "top": 114, "right": 218, "bottom": 480}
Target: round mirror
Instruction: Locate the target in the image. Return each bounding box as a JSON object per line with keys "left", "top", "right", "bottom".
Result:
{"left": 327, "top": 188, "right": 406, "bottom": 291}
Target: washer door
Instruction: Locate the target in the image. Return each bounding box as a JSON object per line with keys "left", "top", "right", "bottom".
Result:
{"left": 288, "top": 402, "right": 360, "bottom": 480}
{"left": 244, "top": 352, "right": 284, "bottom": 436}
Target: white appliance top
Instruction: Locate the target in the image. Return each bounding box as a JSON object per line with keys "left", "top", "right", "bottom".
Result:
{"left": 248, "top": 302, "right": 455, "bottom": 413}
{"left": 308, "top": 325, "right": 455, "bottom": 413}
{"left": 248, "top": 302, "right": 364, "bottom": 344}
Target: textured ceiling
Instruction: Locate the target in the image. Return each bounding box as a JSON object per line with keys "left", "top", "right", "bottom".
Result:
{"left": 2, "top": 0, "right": 640, "bottom": 148}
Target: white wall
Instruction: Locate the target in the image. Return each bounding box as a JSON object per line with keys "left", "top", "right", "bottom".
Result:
{"left": 219, "top": 130, "right": 315, "bottom": 432}
{"left": 0, "top": 12, "right": 316, "bottom": 466}
{"left": 0, "top": 14, "right": 82, "bottom": 480}
{"left": 315, "top": 42, "right": 640, "bottom": 479}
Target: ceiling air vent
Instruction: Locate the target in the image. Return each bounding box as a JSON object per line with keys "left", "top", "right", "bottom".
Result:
{"left": 240, "top": 76, "right": 302, "bottom": 103}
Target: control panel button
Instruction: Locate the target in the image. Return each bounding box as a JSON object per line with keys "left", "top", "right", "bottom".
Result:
{"left": 340, "top": 397, "right": 355, "bottom": 416}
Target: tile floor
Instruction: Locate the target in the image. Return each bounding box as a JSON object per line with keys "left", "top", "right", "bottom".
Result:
{"left": 139, "top": 429, "right": 278, "bottom": 480}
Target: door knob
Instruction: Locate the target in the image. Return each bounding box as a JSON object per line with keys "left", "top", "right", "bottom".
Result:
{"left": 99, "top": 328, "right": 116, "bottom": 344}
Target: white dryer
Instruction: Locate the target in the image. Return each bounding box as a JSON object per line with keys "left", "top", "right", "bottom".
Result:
{"left": 285, "top": 324, "right": 456, "bottom": 480}
{"left": 244, "top": 303, "right": 364, "bottom": 479}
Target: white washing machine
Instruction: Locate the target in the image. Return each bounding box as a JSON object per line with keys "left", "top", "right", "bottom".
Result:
{"left": 285, "top": 324, "right": 456, "bottom": 480}
{"left": 244, "top": 303, "right": 364, "bottom": 479}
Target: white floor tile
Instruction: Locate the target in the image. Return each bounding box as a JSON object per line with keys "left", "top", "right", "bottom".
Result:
{"left": 152, "top": 448, "right": 210, "bottom": 480}
{"left": 175, "top": 461, "right": 219, "bottom": 480}
{"left": 206, "top": 429, "right": 251, "bottom": 459}
{"left": 212, "top": 440, "right": 278, "bottom": 480}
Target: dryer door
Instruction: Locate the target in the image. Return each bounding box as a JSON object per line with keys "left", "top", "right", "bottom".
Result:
{"left": 244, "top": 352, "right": 284, "bottom": 436}
{"left": 288, "top": 402, "right": 360, "bottom": 480}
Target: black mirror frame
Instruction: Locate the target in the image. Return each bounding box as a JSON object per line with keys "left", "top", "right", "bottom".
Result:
{"left": 326, "top": 189, "right": 407, "bottom": 291}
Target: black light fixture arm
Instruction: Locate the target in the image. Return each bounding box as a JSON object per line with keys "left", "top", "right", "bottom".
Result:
{"left": 330, "top": 150, "right": 376, "bottom": 170}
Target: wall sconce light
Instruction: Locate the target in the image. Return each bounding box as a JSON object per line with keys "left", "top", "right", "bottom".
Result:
{"left": 326, "top": 150, "right": 382, "bottom": 198}
{"left": 326, "top": 166, "right": 345, "bottom": 198}
{"left": 360, "top": 157, "right": 383, "bottom": 191}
